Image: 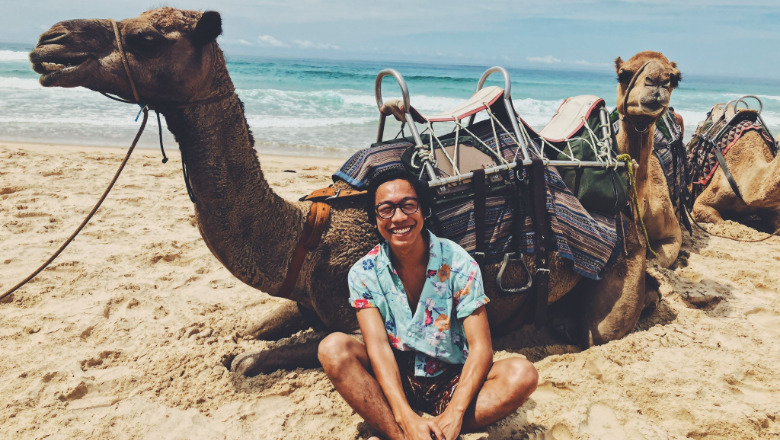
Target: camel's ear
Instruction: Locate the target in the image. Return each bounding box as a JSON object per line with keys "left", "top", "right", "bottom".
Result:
{"left": 615, "top": 57, "right": 632, "bottom": 83}
{"left": 192, "top": 11, "right": 222, "bottom": 46}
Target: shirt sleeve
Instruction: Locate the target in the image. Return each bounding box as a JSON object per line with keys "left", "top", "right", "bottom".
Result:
{"left": 454, "top": 259, "right": 489, "bottom": 320}
{"left": 348, "top": 262, "right": 377, "bottom": 309}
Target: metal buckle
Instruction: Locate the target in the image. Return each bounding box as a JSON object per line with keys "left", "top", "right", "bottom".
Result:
{"left": 325, "top": 188, "right": 341, "bottom": 200}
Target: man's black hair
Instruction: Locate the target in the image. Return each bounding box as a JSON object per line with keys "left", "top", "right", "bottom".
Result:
{"left": 364, "top": 168, "right": 433, "bottom": 236}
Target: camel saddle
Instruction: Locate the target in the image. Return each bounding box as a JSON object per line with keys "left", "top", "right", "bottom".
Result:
{"left": 686, "top": 99, "right": 777, "bottom": 205}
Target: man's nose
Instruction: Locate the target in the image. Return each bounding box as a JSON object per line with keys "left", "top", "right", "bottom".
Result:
{"left": 391, "top": 206, "right": 408, "bottom": 221}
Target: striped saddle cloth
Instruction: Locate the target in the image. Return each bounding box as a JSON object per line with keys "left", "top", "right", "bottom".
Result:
{"left": 334, "top": 119, "right": 621, "bottom": 280}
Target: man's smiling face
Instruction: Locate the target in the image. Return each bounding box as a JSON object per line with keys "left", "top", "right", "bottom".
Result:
{"left": 374, "top": 179, "right": 425, "bottom": 251}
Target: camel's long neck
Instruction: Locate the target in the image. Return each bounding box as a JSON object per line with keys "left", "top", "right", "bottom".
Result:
{"left": 617, "top": 120, "right": 654, "bottom": 194}
{"left": 161, "top": 94, "right": 304, "bottom": 296}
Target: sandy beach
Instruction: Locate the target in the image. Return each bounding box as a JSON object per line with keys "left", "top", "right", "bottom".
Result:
{"left": 1, "top": 141, "right": 779, "bottom": 440}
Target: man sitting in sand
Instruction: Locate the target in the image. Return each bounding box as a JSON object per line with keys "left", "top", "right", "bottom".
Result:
{"left": 319, "top": 170, "right": 538, "bottom": 440}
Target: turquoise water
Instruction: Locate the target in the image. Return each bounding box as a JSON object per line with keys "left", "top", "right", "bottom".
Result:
{"left": 2, "top": 42, "right": 779, "bottom": 158}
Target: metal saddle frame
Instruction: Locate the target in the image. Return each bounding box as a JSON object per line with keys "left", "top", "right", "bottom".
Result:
{"left": 375, "top": 67, "right": 626, "bottom": 190}
{"left": 695, "top": 95, "right": 776, "bottom": 153}
{"left": 373, "top": 67, "right": 627, "bottom": 303}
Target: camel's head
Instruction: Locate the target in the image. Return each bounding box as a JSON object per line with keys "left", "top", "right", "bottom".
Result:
{"left": 30, "top": 8, "right": 224, "bottom": 104}
{"left": 615, "top": 51, "right": 681, "bottom": 126}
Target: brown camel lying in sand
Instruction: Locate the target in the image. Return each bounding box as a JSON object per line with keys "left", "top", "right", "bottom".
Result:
{"left": 614, "top": 52, "right": 683, "bottom": 268}
{"left": 687, "top": 104, "right": 780, "bottom": 231}
{"left": 30, "top": 8, "right": 668, "bottom": 374}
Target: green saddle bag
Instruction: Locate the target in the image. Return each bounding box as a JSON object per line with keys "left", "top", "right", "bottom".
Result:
{"left": 543, "top": 100, "right": 629, "bottom": 215}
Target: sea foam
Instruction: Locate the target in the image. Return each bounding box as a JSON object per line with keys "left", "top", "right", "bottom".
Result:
{"left": 0, "top": 50, "right": 29, "bottom": 61}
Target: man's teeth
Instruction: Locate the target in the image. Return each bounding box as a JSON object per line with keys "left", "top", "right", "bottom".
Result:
{"left": 392, "top": 226, "right": 412, "bottom": 234}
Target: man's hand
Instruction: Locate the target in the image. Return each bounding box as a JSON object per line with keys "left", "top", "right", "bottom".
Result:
{"left": 434, "top": 408, "right": 463, "bottom": 440}
{"left": 399, "top": 411, "right": 445, "bottom": 440}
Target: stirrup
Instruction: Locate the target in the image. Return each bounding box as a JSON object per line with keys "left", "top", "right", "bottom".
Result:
{"left": 496, "top": 252, "right": 533, "bottom": 294}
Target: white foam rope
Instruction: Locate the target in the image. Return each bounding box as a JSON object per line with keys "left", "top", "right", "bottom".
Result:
{"left": 426, "top": 121, "right": 460, "bottom": 177}
{"left": 451, "top": 119, "right": 509, "bottom": 165}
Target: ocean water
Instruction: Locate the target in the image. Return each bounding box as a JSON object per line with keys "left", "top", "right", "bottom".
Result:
{"left": 2, "top": 42, "right": 779, "bottom": 158}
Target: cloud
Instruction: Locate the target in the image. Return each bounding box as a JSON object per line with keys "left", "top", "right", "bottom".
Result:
{"left": 257, "top": 35, "right": 286, "bottom": 47}
{"left": 527, "top": 55, "right": 561, "bottom": 64}
{"left": 573, "top": 59, "right": 611, "bottom": 68}
{"left": 292, "top": 40, "right": 340, "bottom": 50}
{"left": 221, "top": 38, "right": 254, "bottom": 46}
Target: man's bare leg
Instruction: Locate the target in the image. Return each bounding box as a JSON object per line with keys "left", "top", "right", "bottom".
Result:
{"left": 461, "top": 357, "right": 539, "bottom": 432}
{"left": 318, "top": 332, "right": 404, "bottom": 440}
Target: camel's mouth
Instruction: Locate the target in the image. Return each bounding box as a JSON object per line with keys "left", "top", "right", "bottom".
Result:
{"left": 30, "top": 52, "right": 93, "bottom": 87}
{"left": 641, "top": 100, "right": 664, "bottom": 112}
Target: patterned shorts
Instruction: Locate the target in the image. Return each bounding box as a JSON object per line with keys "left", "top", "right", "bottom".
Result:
{"left": 394, "top": 351, "right": 462, "bottom": 416}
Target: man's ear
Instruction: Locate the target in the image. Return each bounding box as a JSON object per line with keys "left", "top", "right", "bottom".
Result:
{"left": 192, "top": 11, "right": 222, "bottom": 46}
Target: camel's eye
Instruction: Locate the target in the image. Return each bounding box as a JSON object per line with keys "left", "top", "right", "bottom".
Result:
{"left": 125, "top": 30, "right": 167, "bottom": 56}
{"left": 617, "top": 69, "right": 634, "bottom": 84}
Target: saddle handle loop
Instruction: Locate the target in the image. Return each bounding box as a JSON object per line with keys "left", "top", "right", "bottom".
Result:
{"left": 467, "top": 66, "right": 531, "bottom": 162}
{"left": 728, "top": 95, "right": 763, "bottom": 115}
{"left": 374, "top": 68, "right": 436, "bottom": 180}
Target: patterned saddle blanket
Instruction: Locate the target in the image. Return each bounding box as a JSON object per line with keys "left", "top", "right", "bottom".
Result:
{"left": 334, "top": 119, "right": 621, "bottom": 280}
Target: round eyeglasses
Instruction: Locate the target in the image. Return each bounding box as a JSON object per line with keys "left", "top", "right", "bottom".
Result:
{"left": 374, "top": 197, "right": 420, "bottom": 219}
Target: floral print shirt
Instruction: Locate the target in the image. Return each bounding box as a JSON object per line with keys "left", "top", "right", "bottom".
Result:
{"left": 348, "top": 231, "right": 489, "bottom": 377}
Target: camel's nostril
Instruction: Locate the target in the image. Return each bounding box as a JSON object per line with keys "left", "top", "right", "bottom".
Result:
{"left": 38, "top": 30, "right": 68, "bottom": 46}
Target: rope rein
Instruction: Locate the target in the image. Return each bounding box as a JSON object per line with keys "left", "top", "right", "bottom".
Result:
{"left": 3, "top": 19, "right": 240, "bottom": 300}
{"left": 683, "top": 205, "right": 780, "bottom": 243}
{"left": 616, "top": 153, "right": 657, "bottom": 257}
{"left": 1, "top": 109, "right": 149, "bottom": 301}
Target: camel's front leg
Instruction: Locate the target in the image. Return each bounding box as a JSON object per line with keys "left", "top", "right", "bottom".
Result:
{"left": 231, "top": 338, "right": 324, "bottom": 376}
{"left": 692, "top": 196, "right": 725, "bottom": 224}
{"left": 649, "top": 226, "right": 681, "bottom": 268}
{"left": 242, "top": 300, "right": 315, "bottom": 340}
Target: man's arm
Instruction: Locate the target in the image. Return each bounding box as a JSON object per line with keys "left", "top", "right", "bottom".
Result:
{"left": 356, "top": 308, "right": 445, "bottom": 440}
{"left": 435, "top": 306, "right": 493, "bottom": 440}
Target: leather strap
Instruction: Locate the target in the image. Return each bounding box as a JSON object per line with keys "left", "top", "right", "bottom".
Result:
{"left": 472, "top": 169, "right": 487, "bottom": 262}
{"left": 302, "top": 186, "right": 366, "bottom": 202}
{"left": 531, "top": 158, "right": 550, "bottom": 329}
{"left": 109, "top": 19, "right": 140, "bottom": 103}
{"left": 713, "top": 146, "right": 745, "bottom": 204}
{"left": 278, "top": 202, "right": 331, "bottom": 298}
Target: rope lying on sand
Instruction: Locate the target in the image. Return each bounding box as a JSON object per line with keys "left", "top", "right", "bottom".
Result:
{"left": 683, "top": 205, "right": 780, "bottom": 243}
{"left": 0, "top": 108, "right": 148, "bottom": 302}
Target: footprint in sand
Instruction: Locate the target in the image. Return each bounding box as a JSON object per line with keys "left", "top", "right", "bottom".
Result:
{"left": 745, "top": 307, "right": 780, "bottom": 338}
{"left": 580, "top": 402, "right": 628, "bottom": 439}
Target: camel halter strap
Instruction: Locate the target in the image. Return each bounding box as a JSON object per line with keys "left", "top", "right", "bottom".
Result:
{"left": 620, "top": 61, "right": 653, "bottom": 133}
{"left": 101, "top": 19, "right": 233, "bottom": 202}
{"left": 110, "top": 19, "right": 141, "bottom": 103}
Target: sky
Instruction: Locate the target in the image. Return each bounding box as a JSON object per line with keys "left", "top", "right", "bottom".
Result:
{"left": 3, "top": 0, "right": 780, "bottom": 79}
